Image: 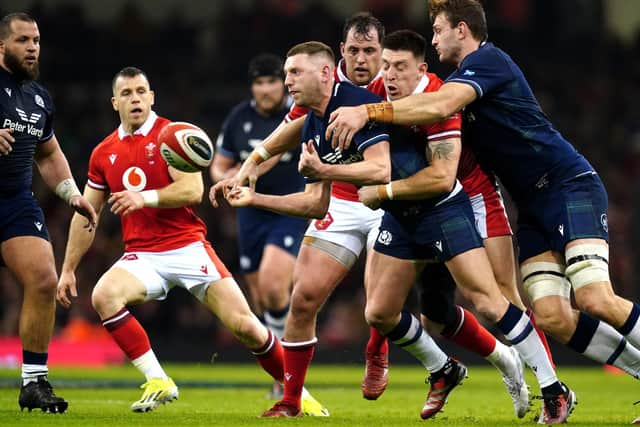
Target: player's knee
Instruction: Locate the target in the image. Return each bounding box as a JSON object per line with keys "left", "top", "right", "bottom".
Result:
{"left": 565, "top": 243, "right": 610, "bottom": 290}
{"left": 289, "top": 285, "right": 321, "bottom": 321}
{"left": 91, "top": 284, "right": 119, "bottom": 315}
{"left": 23, "top": 267, "right": 57, "bottom": 297}
{"left": 364, "top": 302, "right": 393, "bottom": 330}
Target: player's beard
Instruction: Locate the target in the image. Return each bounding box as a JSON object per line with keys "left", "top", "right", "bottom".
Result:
{"left": 4, "top": 49, "right": 39, "bottom": 81}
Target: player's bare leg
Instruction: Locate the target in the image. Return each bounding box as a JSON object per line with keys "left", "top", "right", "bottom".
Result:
{"left": 262, "top": 244, "right": 349, "bottom": 417}
{"left": 93, "top": 268, "right": 177, "bottom": 412}
{"left": 3, "top": 236, "right": 67, "bottom": 413}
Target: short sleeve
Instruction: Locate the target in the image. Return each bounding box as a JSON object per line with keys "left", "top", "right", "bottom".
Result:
{"left": 86, "top": 146, "right": 108, "bottom": 191}
{"left": 446, "top": 47, "right": 512, "bottom": 99}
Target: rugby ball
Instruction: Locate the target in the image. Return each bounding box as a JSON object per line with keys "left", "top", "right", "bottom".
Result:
{"left": 158, "top": 121, "right": 214, "bottom": 172}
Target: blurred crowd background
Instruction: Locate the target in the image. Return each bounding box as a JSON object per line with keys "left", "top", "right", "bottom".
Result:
{"left": 1, "top": 0, "right": 639, "bottom": 365}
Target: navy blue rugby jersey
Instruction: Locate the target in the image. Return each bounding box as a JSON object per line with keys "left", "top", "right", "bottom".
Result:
{"left": 217, "top": 97, "right": 304, "bottom": 196}
{"left": 446, "top": 42, "right": 592, "bottom": 199}
{"left": 301, "top": 81, "right": 389, "bottom": 184}
{"left": 0, "top": 67, "right": 55, "bottom": 196}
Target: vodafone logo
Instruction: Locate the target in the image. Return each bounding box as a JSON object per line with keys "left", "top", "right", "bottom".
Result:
{"left": 122, "top": 167, "right": 147, "bottom": 191}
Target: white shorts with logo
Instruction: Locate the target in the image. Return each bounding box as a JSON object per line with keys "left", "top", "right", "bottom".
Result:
{"left": 110, "top": 241, "right": 231, "bottom": 302}
{"left": 304, "top": 196, "right": 384, "bottom": 256}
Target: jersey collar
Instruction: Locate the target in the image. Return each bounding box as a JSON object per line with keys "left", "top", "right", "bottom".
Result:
{"left": 336, "top": 58, "right": 382, "bottom": 88}
{"left": 118, "top": 111, "right": 158, "bottom": 140}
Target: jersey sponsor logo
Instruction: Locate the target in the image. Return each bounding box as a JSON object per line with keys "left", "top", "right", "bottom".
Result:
{"left": 16, "top": 107, "right": 41, "bottom": 124}
{"left": 121, "top": 254, "right": 139, "bottom": 261}
{"left": 600, "top": 214, "right": 608, "bottom": 232}
{"left": 4, "top": 88, "right": 10, "bottom": 97}
{"left": 109, "top": 153, "right": 117, "bottom": 164}
{"left": 377, "top": 230, "right": 392, "bottom": 245}
{"left": 2, "top": 118, "right": 43, "bottom": 138}
{"left": 314, "top": 212, "right": 333, "bottom": 230}
{"left": 122, "top": 166, "right": 148, "bottom": 192}
{"left": 34, "top": 221, "right": 43, "bottom": 231}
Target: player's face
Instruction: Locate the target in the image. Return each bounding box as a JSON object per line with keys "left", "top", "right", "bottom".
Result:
{"left": 251, "top": 76, "right": 286, "bottom": 115}
{"left": 340, "top": 27, "right": 382, "bottom": 86}
{"left": 111, "top": 74, "right": 155, "bottom": 132}
{"left": 381, "top": 49, "right": 426, "bottom": 101}
{"left": 431, "top": 13, "right": 462, "bottom": 65}
{"left": 0, "top": 20, "right": 40, "bottom": 81}
{"left": 284, "top": 54, "right": 323, "bottom": 108}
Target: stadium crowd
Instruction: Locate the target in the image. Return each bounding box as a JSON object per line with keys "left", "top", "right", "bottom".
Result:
{"left": 0, "top": 0, "right": 639, "bottom": 366}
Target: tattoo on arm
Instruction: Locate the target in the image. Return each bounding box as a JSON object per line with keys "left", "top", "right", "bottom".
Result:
{"left": 427, "top": 140, "right": 455, "bottom": 162}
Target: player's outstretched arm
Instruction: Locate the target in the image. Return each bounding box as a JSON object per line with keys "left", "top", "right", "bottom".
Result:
{"left": 300, "top": 140, "right": 390, "bottom": 186}
{"left": 327, "top": 82, "right": 476, "bottom": 150}
{"left": 227, "top": 180, "right": 331, "bottom": 219}
{"left": 358, "top": 137, "right": 461, "bottom": 209}
{"left": 57, "top": 186, "right": 106, "bottom": 308}
{"left": 34, "top": 135, "right": 98, "bottom": 228}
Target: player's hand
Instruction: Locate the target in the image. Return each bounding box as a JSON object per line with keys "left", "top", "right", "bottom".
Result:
{"left": 358, "top": 185, "right": 382, "bottom": 210}
{"left": 225, "top": 186, "right": 254, "bottom": 207}
{"left": 209, "top": 179, "right": 235, "bottom": 208}
{"left": 0, "top": 128, "right": 15, "bottom": 155}
{"left": 69, "top": 195, "right": 98, "bottom": 231}
{"left": 234, "top": 159, "right": 260, "bottom": 191}
{"left": 108, "top": 190, "right": 144, "bottom": 216}
{"left": 298, "top": 140, "right": 326, "bottom": 179}
{"left": 326, "top": 105, "right": 368, "bottom": 151}
{"left": 56, "top": 270, "right": 78, "bottom": 308}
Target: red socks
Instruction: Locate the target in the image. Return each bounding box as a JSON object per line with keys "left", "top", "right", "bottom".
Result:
{"left": 102, "top": 308, "right": 150, "bottom": 360}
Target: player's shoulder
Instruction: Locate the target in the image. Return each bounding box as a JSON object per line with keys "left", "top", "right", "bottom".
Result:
{"left": 334, "top": 81, "right": 383, "bottom": 105}
{"left": 366, "top": 76, "right": 386, "bottom": 98}
{"left": 223, "top": 100, "right": 254, "bottom": 125}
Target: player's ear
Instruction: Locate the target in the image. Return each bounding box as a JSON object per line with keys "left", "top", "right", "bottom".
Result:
{"left": 339, "top": 41, "right": 346, "bottom": 58}
{"left": 110, "top": 96, "right": 118, "bottom": 112}
{"left": 419, "top": 62, "right": 428, "bottom": 74}
{"left": 149, "top": 90, "right": 155, "bottom": 106}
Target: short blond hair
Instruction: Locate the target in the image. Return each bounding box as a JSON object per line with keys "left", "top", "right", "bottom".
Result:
{"left": 286, "top": 41, "right": 335, "bottom": 64}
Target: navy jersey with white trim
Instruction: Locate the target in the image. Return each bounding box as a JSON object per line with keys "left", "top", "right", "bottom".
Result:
{"left": 446, "top": 42, "right": 592, "bottom": 199}
{"left": 301, "top": 82, "right": 389, "bottom": 184}
{"left": 0, "top": 67, "right": 55, "bottom": 196}
{"left": 216, "top": 97, "right": 303, "bottom": 195}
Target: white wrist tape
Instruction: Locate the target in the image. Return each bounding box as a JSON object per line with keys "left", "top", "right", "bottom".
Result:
{"left": 140, "top": 190, "right": 159, "bottom": 207}
{"left": 385, "top": 183, "right": 394, "bottom": 200}
{"left": 255, "top": 146, "right": 272, "bottom": 161}
{"left": 55, "top": 178, "right": 82, "bottom": 205}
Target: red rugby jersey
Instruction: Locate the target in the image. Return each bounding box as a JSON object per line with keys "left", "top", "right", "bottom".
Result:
{"left": 87, "top": 112, "right": 206, "bottom": 252}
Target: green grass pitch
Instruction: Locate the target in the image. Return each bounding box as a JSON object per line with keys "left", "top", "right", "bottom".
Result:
{"left": 0, "top": 364, "right": 636, "bottom": 426}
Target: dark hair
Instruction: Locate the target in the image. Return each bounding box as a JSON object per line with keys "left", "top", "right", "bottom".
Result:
{"left": 248, "top": 53, "right": 284, "bottom": 82}
{"left": 111, "top": 66, "right": 149, "bottom": 92}
{"left": 383, "top": 30, "right": 427, "bottom": 61}
{"left": 287, "top": 41, "right": 335, "bottom": 64}
{"left": 428, "top": 0, "right": 488, "bottom": 42}
{"left": 0, "top": 12, "right": 36, "bottom": 40}
{"left": 342, "top": 11, "right": 385, "bottom": 44}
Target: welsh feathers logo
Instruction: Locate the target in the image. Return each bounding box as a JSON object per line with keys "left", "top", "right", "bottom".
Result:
{"left": 122, "top": 166, "right": 147, "bottom": 191}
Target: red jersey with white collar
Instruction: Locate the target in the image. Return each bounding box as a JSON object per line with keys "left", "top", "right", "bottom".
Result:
{"left": 87, "top": 112, "right": 207, "bottom": 252}
{"left": 285, "top": 59, "right": 382, "bottom": 201}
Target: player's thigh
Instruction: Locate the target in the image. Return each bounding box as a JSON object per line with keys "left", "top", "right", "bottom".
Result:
{"left": 366, "top": 250, "right": 419, "bottom": 318}
{"left": 1, "top": 236, "right": 57, "bottom": 290}
{"left": 419, "top": 262, "right": 458, "bottom": 328}
{"left": 203, "top": 276, "right": 255, "bottom": 322}
{"left": 93, "top": 267, "right": 148, "bottom": 310}
{"left": 290, "top": 243, "right": 350, "bottom": 311}
{"left": 258, "top": 243, "right": 297, "bottom": 288}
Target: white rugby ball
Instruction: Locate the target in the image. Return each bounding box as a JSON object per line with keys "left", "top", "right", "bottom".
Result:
{"left": 158, "top": 121, "right": 214, "bottom": 172}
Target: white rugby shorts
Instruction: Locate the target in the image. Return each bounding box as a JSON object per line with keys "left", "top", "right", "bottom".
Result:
{"left": 110, "top": 241, "right": 231, "bottom": 302}
{"left": 304, "top": 196, "right": 384, "bottom": 256}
